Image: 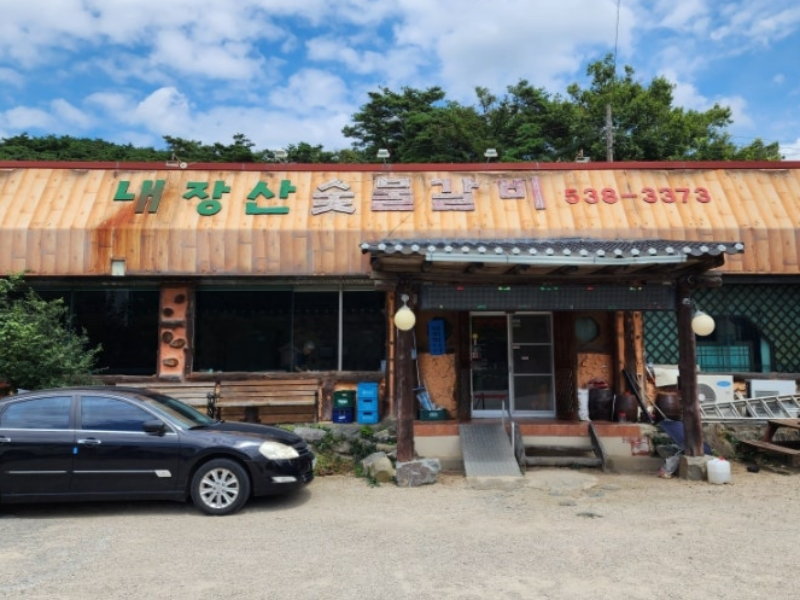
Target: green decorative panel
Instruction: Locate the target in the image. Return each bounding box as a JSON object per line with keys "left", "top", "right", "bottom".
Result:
{"left": 645, "top": 283, "right": 800, "bottom": 373}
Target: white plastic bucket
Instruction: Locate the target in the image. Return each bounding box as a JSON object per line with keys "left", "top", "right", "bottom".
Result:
{"left": 707, "top": 458, "right": 731, "bottom": 484}
{"left": 577, "top": 389, "right": 590, "bottom": 421}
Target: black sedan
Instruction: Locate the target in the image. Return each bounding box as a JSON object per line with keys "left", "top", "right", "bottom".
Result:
{"left": 0, "top": 386, "right": 315, "bottom": 515}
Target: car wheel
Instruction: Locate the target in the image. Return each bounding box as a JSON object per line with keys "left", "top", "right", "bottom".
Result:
{"left": 190, "top": 458, "right": 251, "bottom": 516}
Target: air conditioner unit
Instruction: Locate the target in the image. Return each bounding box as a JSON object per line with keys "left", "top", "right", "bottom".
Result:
{"left": 697, "top": 375, "right": 735, "bottom": 403}
{"left": 748, "top": 379, "right": 797, "bottom": 398}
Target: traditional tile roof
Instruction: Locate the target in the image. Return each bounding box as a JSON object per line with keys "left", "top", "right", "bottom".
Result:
{"left": 360, "top": 238, "right": 744, "bottom": 283}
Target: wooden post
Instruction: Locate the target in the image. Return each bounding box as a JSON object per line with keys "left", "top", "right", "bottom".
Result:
{"left": 394, "top": 287, "right": 415, "bottom": 462}
{"left": 677, "top": 281, "right": 703, "bottom": 456}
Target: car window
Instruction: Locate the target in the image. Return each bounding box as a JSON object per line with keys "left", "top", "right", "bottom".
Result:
{"left": 80, "top": 396, "right": 155, "bottom": 432}
{"left": 0, "top": 396, "right": 72, "bottom": 429}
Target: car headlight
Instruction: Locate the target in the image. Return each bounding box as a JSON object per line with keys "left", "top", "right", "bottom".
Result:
{"left": 258, "top": 441, "right": 299, "bottom": 460}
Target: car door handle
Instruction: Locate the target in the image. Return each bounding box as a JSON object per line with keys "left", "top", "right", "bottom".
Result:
{"left": 0, "top": 436, "right": 9, "bottom": 444}
{"left": 77, "top": 438, "right": 102, "bottom": 445}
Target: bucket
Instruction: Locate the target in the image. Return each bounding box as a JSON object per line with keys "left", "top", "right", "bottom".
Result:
{"left": 577, "top": 389, "right": 590, "bottom": 421}
{"left": 707, "top": 457, "right": 731, "bottom": 484}
{"left": 588, "top": 388, "right": 614, "bottom": 421}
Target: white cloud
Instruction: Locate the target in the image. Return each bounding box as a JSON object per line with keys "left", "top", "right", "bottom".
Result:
{"left": 392, "top": 0, "right": 624, "bottom": 97}
{"left": 50, "top": 99, "right": 93, "bottom": 129}
{"left": 2, "top": 106, "right": 57, "bottom": 131}
{"left": 0, "top": 67, "right": 23, "bottom": 86}
{"left": 782, "top": 139, "right": 800, "bottom": 161}
{"left": 130, "top": 87, "right": 193, "bottom": 135}
{"left": 268, "top": 69, "right": 350, "bottom": 114}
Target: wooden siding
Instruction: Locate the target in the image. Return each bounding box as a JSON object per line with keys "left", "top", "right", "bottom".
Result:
{"left": 1, "top": 162, "right": 800, "bottom": 277}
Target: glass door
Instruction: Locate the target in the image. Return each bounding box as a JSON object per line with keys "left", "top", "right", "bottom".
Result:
{"left": 510, "top": 314, "right": 555, "bottom": 416}
{"left": 470, "top": 314, "right": 510, "bottom": 417}
{"left": 470, "top": 313, "right": 555, "bottom": 418}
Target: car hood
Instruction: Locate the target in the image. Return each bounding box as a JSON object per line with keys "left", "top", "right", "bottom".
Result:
{"left": 199, "top": 421, "right": 304, "bottom": 445}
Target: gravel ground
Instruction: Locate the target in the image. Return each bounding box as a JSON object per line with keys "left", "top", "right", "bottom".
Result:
{"left": 0, "top": 463, "right": 798, "bottom": 600}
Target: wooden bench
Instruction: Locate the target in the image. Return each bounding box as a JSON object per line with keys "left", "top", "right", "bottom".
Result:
{"left": 217, "top": 379, "right": 319, "bottom": 424}
{"left": 118, "top": 382, "right": 217, "bottom": 410}
{"left": 741, "top": 419, "right": 800, "bottom": 467}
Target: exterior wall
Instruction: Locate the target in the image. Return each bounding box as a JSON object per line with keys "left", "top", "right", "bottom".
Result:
{"left": 645, "top": 281, "right": 800, "bottom": 373}
{"left": 413, "top": 422, "right": 663, "bottom": 473}
{"left": 4, "top": 161, "right": 800, "bottom": 279}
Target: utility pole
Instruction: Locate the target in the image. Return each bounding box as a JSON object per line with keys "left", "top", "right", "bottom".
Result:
{"left": 605, "top": 104, "right": 613, "bottom": 162}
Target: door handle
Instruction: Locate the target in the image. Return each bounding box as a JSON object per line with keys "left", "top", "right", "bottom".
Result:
{"left": 77, "top": 438, "right": 102, "bottom": 445}
{"left": 0, "top": 436, "right": 9, "bottom": 444}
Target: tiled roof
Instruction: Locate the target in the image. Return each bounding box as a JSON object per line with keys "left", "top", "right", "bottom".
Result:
{"left": 360, "top": 238, "right": 745, "bottom": 283}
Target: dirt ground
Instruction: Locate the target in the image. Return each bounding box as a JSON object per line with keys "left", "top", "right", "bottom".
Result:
{"left": 0, "top": 461, "right": 797, "bottom": 600}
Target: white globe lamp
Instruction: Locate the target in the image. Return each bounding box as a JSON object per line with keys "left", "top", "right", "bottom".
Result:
{"left": 691, "top": 311, "right": 715, "bottom": 336}
{"left": 394, "top": 294, "right": 416, "bottom": 331}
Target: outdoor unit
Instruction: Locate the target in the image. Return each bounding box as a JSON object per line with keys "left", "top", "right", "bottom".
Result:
{"left": 697, "top": 375, "right": 735, "bottom": 403}
{"left": 748, "top": 379, "right": 797, "bottom": 398}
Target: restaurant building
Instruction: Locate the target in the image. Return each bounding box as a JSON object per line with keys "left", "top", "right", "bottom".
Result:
{"left": 2, "top": 159, "right": 799, "bottom": 465}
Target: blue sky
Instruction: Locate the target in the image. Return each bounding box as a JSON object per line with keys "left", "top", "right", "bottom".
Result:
{"left": 1, "top": 0, "right": 799, "bottom": 159}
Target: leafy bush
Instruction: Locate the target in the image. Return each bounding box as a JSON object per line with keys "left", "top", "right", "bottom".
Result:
{"left": 0, "top": 275, "right": 101, "bottom": 391}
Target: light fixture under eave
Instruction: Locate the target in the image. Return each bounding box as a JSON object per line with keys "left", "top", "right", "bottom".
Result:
{"left": 393, "top": 293, "right": 416, "bottom": 331}
{"left": 111, "top": 258, "right": 126, "bottom": 277}
{"left": 165, "top": 153, "right": 187, "bottom": 169}
{"left": 691, "top": 310, "right": 715, "bottom": 336}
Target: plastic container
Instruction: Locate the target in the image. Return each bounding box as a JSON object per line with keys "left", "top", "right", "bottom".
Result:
{"left": 357, "top": 410, "right": 379, "bottom": 424}
{"left": 707, "top": 457, "right": 731, "bottom": 484}
{"left": 419, "top": 408, "right": 449, "bottom": 421}
{"left": 333, "top": 390, "right": 356, "bottom": 408}
{"left": 577, "top": 389, "right": 590, "bottom": 421}
{"left": 332, "top": 407, "right": 354, "bottom": 423}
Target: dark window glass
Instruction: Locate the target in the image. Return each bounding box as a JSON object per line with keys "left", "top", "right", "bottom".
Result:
{"left": 0, "top": 397, "right": 72, "bottom": 429}
{"left": 292, "top": 291, "right": 339, "bottom": 371}
{"left": 80, "top": 396, "right": 153, "bottom": 432}
{"left": 342, "top": 292, "right": 386, "bottom": 371}
{"left": 195, "top": 291, "right": 292, "bottom": 371}
{"left": 38, "top": 289, "right": 159, "bottom": 375}
{"left": 195, "top": 289, "right": 387, "bottom": 373}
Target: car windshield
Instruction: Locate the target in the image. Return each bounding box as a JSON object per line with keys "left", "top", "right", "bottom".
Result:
{"left": 139, "top": 393, "right": 218, "bottom": 429}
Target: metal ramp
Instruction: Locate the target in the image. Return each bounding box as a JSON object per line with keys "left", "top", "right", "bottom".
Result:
{"left": 701, "top": 394, "right": 800, "bottom": 421}
{"left": 459, "top": 423, "right": 523, "bottom": 479}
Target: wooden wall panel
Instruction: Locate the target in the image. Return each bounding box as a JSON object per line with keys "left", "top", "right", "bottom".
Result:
{"left": 3, "top": 164, "right": 800, "bottom": 277}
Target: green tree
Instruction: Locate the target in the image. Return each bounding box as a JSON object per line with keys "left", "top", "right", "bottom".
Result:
{"left": 559, "top": 54, "right": 782, "bottom": 162}
{"left": 0, "top": 133, "right": 168, "bottom": 161}
{"left": 342, "top": 86, "right": 451, "bottom": 162}
{"left": 0, "top": 275, "right": 101, "bottom": 391}
{"left": 283, "top": 142, "right": 341, "bottom": 163}
{"left": 341, "top": 57, "right": 781, "bottom": 163}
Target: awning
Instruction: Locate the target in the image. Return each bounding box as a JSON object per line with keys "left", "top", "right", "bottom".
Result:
{"left": 360, "top": 238, "right": 745, "bottom": 284}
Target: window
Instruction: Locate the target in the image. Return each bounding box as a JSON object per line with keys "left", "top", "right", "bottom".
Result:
{"left": 194, "top": 288, "right": 386, "bottom": 372}
{"left": 37, "top": 288, "right": 159, "bottom": 375}
{"left": 697, "top": 315, "right": 768, "bottom": 372}
{"left": 0, "top": 396, "right": 72, "bottom": 429}
{"left": 342, "top": 292, "right": 386, "bottom": 371}
{"left": 80, "top": 396, "right": 154, "bottom": 432}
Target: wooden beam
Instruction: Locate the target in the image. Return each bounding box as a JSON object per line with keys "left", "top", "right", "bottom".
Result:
{"left": 677, "top": 280, "right": 703, "bottom": 456}
{"left": 394, "top": 284, "right": 416, "bottom": 462}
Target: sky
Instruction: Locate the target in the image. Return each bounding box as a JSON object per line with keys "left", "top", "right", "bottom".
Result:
{"left": 1, "top": 0, "right": 799, "bottom": 160}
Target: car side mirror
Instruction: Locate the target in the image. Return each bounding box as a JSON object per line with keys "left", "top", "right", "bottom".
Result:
{"left": 142, "top": 419, "right": 167, "bottom": 435}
